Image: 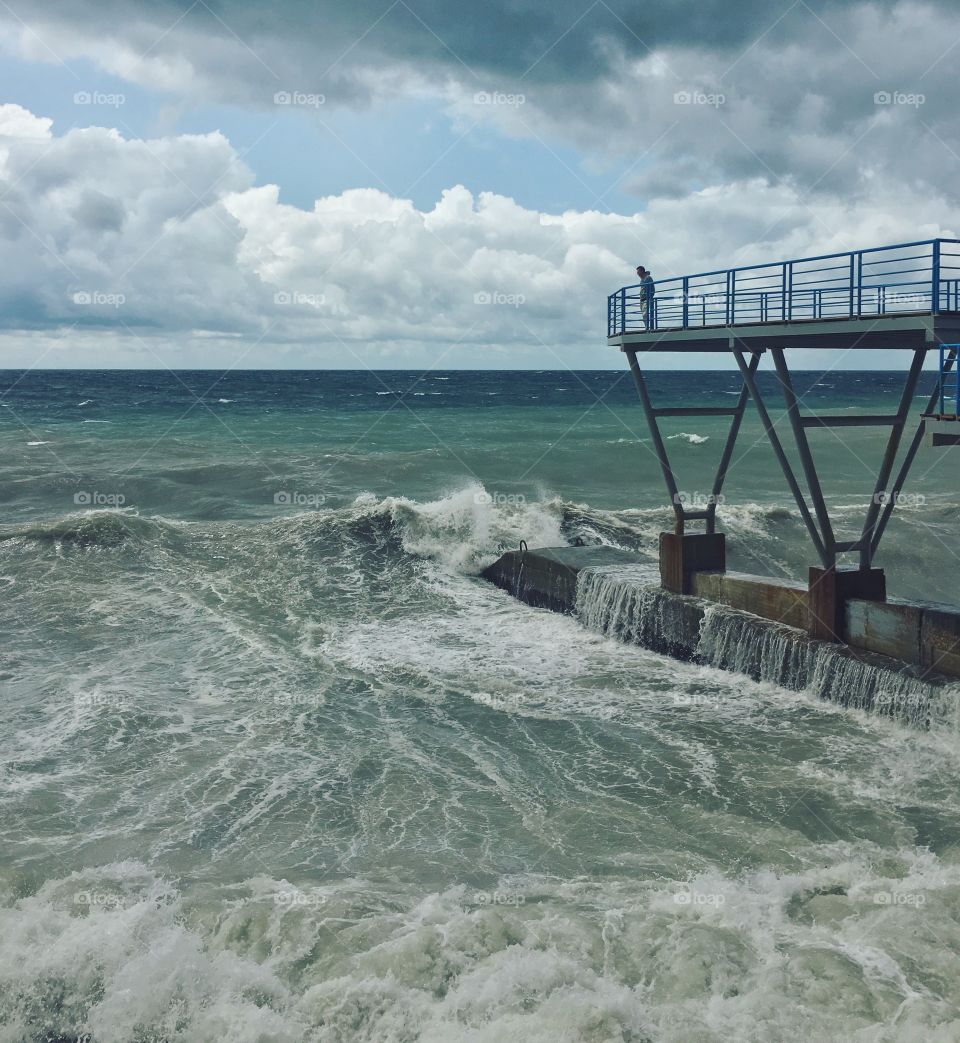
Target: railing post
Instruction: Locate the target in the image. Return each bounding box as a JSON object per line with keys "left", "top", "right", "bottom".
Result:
{"left": 848, "top": 252, "right": 855, "bottom": 318}
{"left": 682, "top": 276, "right": 689, "bottom": 329}
{"left": 951, "top": 348, "right": 960, "bottom": 417}
{"left": 787, "top": 262, "right": 793, "bottom": 320}
{"left": 857, "top": 252, "right": 863, "bottom": 316}
{"left": 729, "top": 270, "right": 735, "bottom": 324}
{"left": 620, "top": 287, "right": 626, "bottom": 334}
{"left": 932, "top": 239, "right": 941, "bottom": 315}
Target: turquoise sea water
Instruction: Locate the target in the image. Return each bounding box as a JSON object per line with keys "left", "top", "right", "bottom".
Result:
{"left": 2, "top": 369, "right": 960, "bottom": 1042}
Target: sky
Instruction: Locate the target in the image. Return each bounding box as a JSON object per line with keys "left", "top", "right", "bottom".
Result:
{"left": 1, "top": 0, "right": 959, "bottom": 369}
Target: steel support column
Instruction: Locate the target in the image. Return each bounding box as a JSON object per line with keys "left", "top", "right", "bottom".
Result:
{"left": 707, "top": 352, "right": 760, "bottom": 534}
{"left": 770, "top": 348, "right": 837, "bottom": 563}
{"left": 625, "top": 349, "right": 683, "bottom": 532}
{"left": 871, "top": 346, "right": 958, "bottom": 557}
{"left": 858, "top": 347, "right": 926, "bottom": 567}
{"left": 732, "top": 348, "right": 831, "bottom": 568}
{"left": 626, "top": 348, "right": 758, "bottom": 537}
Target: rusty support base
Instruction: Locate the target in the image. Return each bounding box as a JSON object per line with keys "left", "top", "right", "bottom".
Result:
{"left": 660, "top": 532, "right": 726, "bottom": 594}
{"left": 808, "top": 566, "right": 886, "bottom": 642}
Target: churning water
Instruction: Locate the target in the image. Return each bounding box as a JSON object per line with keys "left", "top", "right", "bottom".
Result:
{"left": 2, "top": 369, "right": 960, "bottom": 1042}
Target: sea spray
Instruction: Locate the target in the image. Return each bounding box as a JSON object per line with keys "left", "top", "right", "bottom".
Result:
{"left": 575, "top": 565, "right": 701, "bottom": 659}
{"left": 696, "top": 604, "right": 938, "bottom": 727}
{"left": 575, "top": 566, "right": 949, "bottom": 728}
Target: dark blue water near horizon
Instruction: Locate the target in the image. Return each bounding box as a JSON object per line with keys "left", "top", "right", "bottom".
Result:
{"left": 0, "top": 367, "right": 943, "bottom": 415}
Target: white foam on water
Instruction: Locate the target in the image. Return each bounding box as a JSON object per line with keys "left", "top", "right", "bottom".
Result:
{"left": 6, "top": 485, "right": 960, "bottom": 1039}
{"left": 355, "top": 483, "right": 567, "bottom": 574}
{"left": 3, "top": 853, "right": 960, "bottom": 1042}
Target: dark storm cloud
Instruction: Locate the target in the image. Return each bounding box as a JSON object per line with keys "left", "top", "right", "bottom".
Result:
{"left": 9, "top": 0, "right": 907, "bottom": 97}
{"left": 6, "top": 0, "right": 960, "bottom": 207}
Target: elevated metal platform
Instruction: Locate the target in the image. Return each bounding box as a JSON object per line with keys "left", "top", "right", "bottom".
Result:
{"left": 610, "top": 313, "right": 960, "bottom": 353}
{"left": 608, "top": 238, "right": 960, "bottom": 351}
{"left": 606, "top": 239, "right": 960, "bottom": 631}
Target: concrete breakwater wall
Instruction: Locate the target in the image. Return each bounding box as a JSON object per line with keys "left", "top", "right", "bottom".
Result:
{"left": 481, "top": 545, "right": 959, "bottom": 728}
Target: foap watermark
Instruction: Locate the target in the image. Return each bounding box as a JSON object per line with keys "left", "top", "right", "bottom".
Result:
{"left": 673, "top": 491, "right": 724, "bottom": 508}
{"left": 75, "top": 689, "right": 130, "bottom": 713}
{"left": 274, "top": 890, "right": 327, "bottom": 908}
{"left": 674, "top": 890, "right": 725, "bottom": 907}
{"left": 872, "top": 491, "right": 925, "bottom": 507}
{"left": 74, "top": 490, "right": 125, "bottom": 507}
{"left": 672, "top": 692, "right": 722, "bottom": 710}
{"left": 73, "top": 90, "right": 125, "bottom": 108}
{"left": 674, "top": 89, "right": 725, "bottom": 108}
{"left": 474, "top": 490, "right": 526, "bottom": 507}
{"left": 73, "top": 290, "right": 125, "bottom": 308}
{"left": 274, "top": 290, "right": 326, "bottom": 307}
{"left": 873, "top": 890, "right": 926, "bottom": 907}
{"left": 883, "top": 291, "right": 929, "bottom": 308}
{"left": 473, "top": 91, "right": 525, "bottom": 108}
{"left": 274, "top": 692, "right": 325, "bottom": 709}
{"left": 74, "top": 890, "right": 126, "bottom": 909}
{"left": 274, "top": 90, "right": 325, "bottom": 108}
{"left": 472, "top": 890, "right": 525, "bottom": 907}
{"left": 473, "top": 290, "right": 526, "bottom": 307}
{"left": 273, "top": 491, "right": 326, "bottom": 508}
{"left": 874, "top": 90, "right": 925, "bottom": 108}
{"left": 475, "top": 691, "right": 526, "bottom": 712}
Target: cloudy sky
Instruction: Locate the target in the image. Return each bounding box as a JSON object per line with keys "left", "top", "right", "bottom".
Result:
{"left": 1, "top": 0, "right": 958, "bottom": 368}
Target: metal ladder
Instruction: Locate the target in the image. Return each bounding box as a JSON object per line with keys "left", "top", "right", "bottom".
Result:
{"left": 938, "top": 344, "right": 960, "bottom": 418}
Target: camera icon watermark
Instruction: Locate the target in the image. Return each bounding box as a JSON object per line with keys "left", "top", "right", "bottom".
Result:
{"left": 673, "top": 90, "right": 725, "bottom": 108}
{"left": 74, "top": 688, "right": 129, "bottom": 712}
{"left": 873, "top": 890, "right": 926, "bottom": 906}
{"left": 473, "top": 91, "right": 525, "bottom": 108}
{"left": 872, "top": 490, "right": 925, "bottom": 507}
{"left": 274, "top": 692, "right": 325, "bottom": 709}
{"left": 474, "top": 490, "right": 526, "bottom": 506}
{"left": 74, "top": 890, "right": 125, "bottom": 909}
{"left": 474, "top": 691, "right": 526, "bottom": 712}
{"left": 73, "top": 90, "right": 125, "bottom": 108}
{"left": 72, "top": 290, "right": 125, "bottom": 308}
{"left": 673, "top": 491, "right": 724, "bottom": 507}
{"left": 472, "top": 890, "right": 525, "bottom": 907}
{"left": 274, "top": 90, "right": 325, "bottom": 108}
{"left": 874, "top": 90, "right": 925, "bottom": 108}
{"left": 74, "top": 490, "right": 126, "bottom": 507}
{"left": 674, "top": 890, "right": 725, "bottom": 906}
{"left": 273, "top": 491, "right": 326, "bottom": 508}
{"left": 273, "top": 890, "right": 326, "bottom": 908}
{"left": 273, "top": 290, "right": 326, "bottom": 307}
{"left": 473, "top": 290, "right": 526, "bottom": 307}
{"left": 672, "top": 692, "right": 722, "bottom": 709}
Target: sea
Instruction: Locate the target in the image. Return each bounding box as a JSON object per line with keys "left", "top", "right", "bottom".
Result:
{"left": 2, "top": 368, "right": 959, "bottom": 1043}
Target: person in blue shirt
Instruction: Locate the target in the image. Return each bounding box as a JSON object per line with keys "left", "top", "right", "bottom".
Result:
{"left": 636, "top": 265, "right": 655, "bottom": 329}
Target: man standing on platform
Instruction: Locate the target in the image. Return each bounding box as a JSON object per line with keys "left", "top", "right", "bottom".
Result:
{"left": 636, "top": 265, "right": 655, "bottom": 330}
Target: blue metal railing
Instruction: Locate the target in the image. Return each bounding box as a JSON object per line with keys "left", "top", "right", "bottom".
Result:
{"left": 607, "top": 238, "right": 960, "bottom": 337}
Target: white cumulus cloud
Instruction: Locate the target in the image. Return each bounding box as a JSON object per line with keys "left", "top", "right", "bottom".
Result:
{"left": 1, "top": 104, "right": 957, "bottom": 368}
